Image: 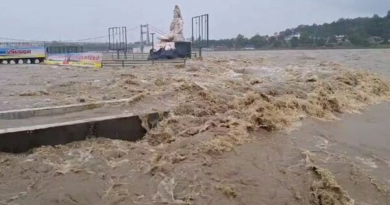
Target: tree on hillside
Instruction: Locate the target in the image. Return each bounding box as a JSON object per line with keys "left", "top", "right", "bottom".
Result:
{"left": 350, "top": 34, "right": 369, "bottom": 46}
{"left": 209, "top": 12, "right": 390, "bottom": 49}
{"left": 382, "top": 37, "right": 389, "bottom": 44}
{"left": 315, "top": 38, "right": 326, "bottom": 46}
{"left": 282, "top": 29, "right": 293, "bottom": 37}
{"left": 299, "top": 32, "right": 312, "bottom": 44}
{"left": 235, "top": 34, "right": 248, "bottom": 48}
{"left": 250, "top": 34, "right": 267, "bottom": 48}
{"left": 329, "top": 36, "right": 338, "bottom": 44}
{"left": 267, "top": 36, "right": 277, "bottom": 47}
{"left": 273, "top": 40, "right": 282, "bottom": 47}
{"left": 290, "top": 37, "right": 299, "bottom": 48}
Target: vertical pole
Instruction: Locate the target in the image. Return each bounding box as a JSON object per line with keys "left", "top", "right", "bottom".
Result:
{"left": 112, "top": 28, "right": 114, "bottom": 50}
{"left": 124, "top": 27, "right": 128, "bottom": 59}
{"left": 146, "top": 24, "right": 150, "bottom": 44}
{"left": 119, "top": 28, "right": 122, "bottom": 54}
{"left": 207, "top": 15, "right": 209, "bottom": 47}
{"left": 201, "top": 15, "right": 203, "bottom": 47}
{"left": 108, "top": 29, "right": 110, "bottom": 50}
{"left": 198, "top": 17, "right": 201, "bottom": 45}
{"left": 198, "top": 17, "right": 201, "bottom": 57}
{"left": 151, "top": 33, "right": 155, "bottom": 65}
{"left": 115, "top": 28, "right": 117, "bottom": 50}
{"left": 113, "top": 28, "right": 116, "bottom": 50}
{"left": 195, "top": 19, "right": 198, "bottom": 47}
{"left": 140, "top": 25, "right": 144, "bottom": 53}
{"left": 151, "top": 33, "right": 155, "bottom": 49}
{"left": 111, "top": 28, "right": 114, "bottom": 50}
{"left": 192, "top": 18, "right": 194, "bottom": 45}
{"left": 108, "top": 28, "right": 111, "bottom": 50}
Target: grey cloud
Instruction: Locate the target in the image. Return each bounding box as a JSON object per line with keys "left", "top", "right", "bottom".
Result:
{"left": 0, "top": 0, "right": 388, "bottom": 41}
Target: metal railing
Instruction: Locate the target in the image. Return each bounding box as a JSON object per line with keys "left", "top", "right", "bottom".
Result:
{"left": 103, "top": 52, "right": 198, "bottom": 60}
{"left": 101, "top": 52, "right": 199, "bottom": 68}
{"left": 104, "top": 52, "right": 150, "bottom": 60}
{"left": 0, "top": 42, "right": 45, "bottom": 48}
{"left": 47, "top": 46, "right": 83, "bottom": 54}
{"left": 102, "top": 58, "right": 187, "bottom": 68}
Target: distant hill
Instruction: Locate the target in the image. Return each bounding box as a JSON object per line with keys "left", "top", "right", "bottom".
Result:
{"left": 279, "top": 11, "right": 390, "bottom": 46}
{"left": 210, "top": 11, "right": 390, "bottom": 49}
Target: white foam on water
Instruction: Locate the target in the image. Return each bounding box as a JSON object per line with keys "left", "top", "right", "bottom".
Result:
{"left": 356, "top": 157, "right": 378, "bottom": 169}
{"left": 314, "top": 135, "right": 329, "bottom": 149}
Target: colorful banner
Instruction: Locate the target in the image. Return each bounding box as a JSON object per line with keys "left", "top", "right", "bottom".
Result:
{"left": 45, "top": 53, "right": 102, "bottom": 68}
{"left": 0, "top": 47, "right": 46, "bottom": 60}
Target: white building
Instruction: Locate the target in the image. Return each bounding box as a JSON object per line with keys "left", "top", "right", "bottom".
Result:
{"left": 335, "top": 35, "right": 345, "bottom": 43}
{"left": 285, "top": 33, "right": 301, "bottom": 41}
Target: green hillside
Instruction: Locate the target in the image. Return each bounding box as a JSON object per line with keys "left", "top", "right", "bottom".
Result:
{"left": 210, "top": 11, "right": 390, "bottom": 49}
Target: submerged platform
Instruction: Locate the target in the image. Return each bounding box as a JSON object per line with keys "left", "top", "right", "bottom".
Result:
{"left": 0, "top": 100, "right": 168, "bottom": 153}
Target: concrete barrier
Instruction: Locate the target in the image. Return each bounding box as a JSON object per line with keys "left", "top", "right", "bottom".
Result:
{"left": 0, "top": 95, "right": 144, "bottom": 120}
{"left": 0, "top": 112, "right": 168, "bottom": 153}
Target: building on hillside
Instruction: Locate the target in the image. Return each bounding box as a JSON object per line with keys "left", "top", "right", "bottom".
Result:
{"left": 243, "top": 45, "right": 255, "bottom": 50}
{"left": 202, "top": 47, "right": 215, "bottom": 51}
{"left": 285, "top": 33, "right": 301, "bottom": 41}
{"left": 335, "top": 35, "right": 345, "bottom": 43}
{"left": 368, "top": 36, "right": 383, "bottom": 44}
{"left": 214, "top": 46, "right": 230, "bottom": 51}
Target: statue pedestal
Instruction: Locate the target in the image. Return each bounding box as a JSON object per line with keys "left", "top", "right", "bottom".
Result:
{"left": 149, "top": 42, "right": 192, "bottom": 60}
{"left": 174, "top": 42, "right": 192, "bottom": 58}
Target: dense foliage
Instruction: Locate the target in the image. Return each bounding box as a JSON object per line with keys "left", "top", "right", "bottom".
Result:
{"left": 209, "top": 11, "right": 390, "bottom": 49}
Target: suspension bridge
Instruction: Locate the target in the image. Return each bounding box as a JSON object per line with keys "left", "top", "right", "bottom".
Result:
{"left": 0, "top": 24, "right": 168, "bottom": 52}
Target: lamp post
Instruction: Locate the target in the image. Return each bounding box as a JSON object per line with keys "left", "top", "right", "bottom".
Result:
{"left": 151, "top": 33, "right": 155, "bottom": 50}
{"left": 150, "top": 33, "right": 155, "bottom": 64}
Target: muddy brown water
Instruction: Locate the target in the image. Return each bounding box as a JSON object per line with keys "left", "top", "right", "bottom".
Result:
{"left": 0, "top": 49, "right": 390, "bottom": 205}
{"left": 0, "top": 103, "right": 388, "bottom": 205}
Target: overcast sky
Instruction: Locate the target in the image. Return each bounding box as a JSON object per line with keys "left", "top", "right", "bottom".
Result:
{"left": 0, "top": 0, "right": 389, "bottom": 42}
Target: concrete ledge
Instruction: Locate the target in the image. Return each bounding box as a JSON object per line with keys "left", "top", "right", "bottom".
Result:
{"left": 0, "top": 95, "right": 144, "bottom": 120}
{"left": 0, "top": 112, "right": 168, "bottom": 153}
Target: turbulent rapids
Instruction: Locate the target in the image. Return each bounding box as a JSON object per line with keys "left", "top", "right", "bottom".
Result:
{"left": 1, "top": 50, "right": 390, "bottom": 205}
